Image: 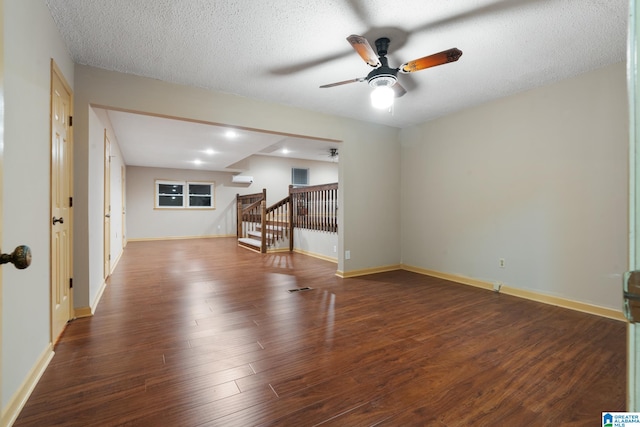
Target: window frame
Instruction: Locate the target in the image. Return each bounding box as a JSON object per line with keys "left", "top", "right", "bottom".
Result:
{"left": 155, "top": 179, "right": 215, "bottom": 209}
{"left": 291, "top": 168, "right": 309, "bottom": 186}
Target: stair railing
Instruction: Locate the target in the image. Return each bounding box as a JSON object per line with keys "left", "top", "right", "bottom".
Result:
{"left": 237, "top": 183, "right": 338, "bottom": 253}
{"left": 289, "top": 183, "right": 338, "bottom": 234}
{"left": 264, "top": 196, "right": 291, "bottom": 251}
{"left": 236, "top": 190, "right": 265, "bottom": 245}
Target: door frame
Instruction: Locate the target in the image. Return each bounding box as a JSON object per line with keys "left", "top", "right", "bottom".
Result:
{"left": 121, "top": 165, "right": 126, "bottom": 248}
{"left": 104, "top": 130, "right": 111, "bottom": 279}
{"left": 50, "top": 60, "right": 73, "bottom": 342}
{"left": 0, "top": 0, "right": 5, "bottom": 409}
{"left": 629, "top": 0, "right": 639, "bottom": 410}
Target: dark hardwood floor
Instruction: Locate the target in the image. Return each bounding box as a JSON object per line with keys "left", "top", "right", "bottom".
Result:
{"left": 14, "top": 237, "right": 626, "bottom": 426}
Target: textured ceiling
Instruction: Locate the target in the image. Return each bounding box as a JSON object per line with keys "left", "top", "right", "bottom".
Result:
{"left": 46, "top": 0, "right": 628, "bottom": 170}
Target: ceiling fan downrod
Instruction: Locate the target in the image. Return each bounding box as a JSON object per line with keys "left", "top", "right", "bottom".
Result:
{"left": 367, "top": 38, "right": 398, "bottom": 88}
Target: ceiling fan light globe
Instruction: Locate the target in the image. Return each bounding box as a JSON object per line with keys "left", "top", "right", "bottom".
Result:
{"left": 370, "top": 85, "right": 395, "bottom": 109}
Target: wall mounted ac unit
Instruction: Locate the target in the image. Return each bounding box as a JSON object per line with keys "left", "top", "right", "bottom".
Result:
{"left": 232, "top": 175, "right": 253, "bottom": 184}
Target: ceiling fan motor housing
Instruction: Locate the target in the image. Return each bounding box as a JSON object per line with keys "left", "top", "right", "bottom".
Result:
{"left": 375, "top": 37, "right": 390, "bottom": 57}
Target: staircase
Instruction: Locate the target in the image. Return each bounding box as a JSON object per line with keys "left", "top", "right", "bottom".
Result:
{"left": 237, "top": 222, "right": 287, "bottom": 252}
{"left": 236, "top": 183, "right": 338, "bottom": 253}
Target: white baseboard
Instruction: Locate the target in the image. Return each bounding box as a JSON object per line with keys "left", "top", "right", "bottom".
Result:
{"left": 1, "top": 344, "right": 54, "bottom": 426}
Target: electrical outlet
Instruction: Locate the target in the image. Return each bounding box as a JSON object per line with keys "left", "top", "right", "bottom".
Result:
{"left": 345, "top": 250, "right": 351, "bottom": 260}
{"left": 333, "top": 246, "right": 337, "bottom": 253}
{"left": 499, "top": 258, "right": 505, "bottom": 268}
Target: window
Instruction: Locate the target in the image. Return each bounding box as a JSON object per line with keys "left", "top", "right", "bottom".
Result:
{"left": 291, "top": 168, "right": 309, "bottom": 186}
{"left": 157, "top": 182, "right": 184, "bottom": 207}
{"left": 156, "top": 180, "right": 214, "bottom": 209}
{"left": 188, "top": 183, "right": 212, "bottom": 207}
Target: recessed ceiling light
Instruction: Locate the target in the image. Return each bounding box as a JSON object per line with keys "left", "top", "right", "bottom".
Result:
{"left": 282, "top": 148, "right": 290, "bottom": 154}
{"left": 205, "top": 148, "right": 215, "bottom": 155}
{"left": 225, "top": 130, "right": 238, "bottom": 138}
{"left": 193, "top": 159, "right": 202, "bottom": 165}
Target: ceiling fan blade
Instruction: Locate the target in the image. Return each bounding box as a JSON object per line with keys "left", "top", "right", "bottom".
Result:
{"left": 400, "top": 48, "right": 463, "bottom": 73}
{"left": 320, "top": 77, "right": 366, "bottom": 88}
{"left": 347, "top": 34, "right": 381, "bottom": 68}
{"left": 393, "top": 82, "right": 407, "bottom": 98}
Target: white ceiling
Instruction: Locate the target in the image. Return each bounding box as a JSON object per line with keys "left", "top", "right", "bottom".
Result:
{"left": 46, "top": 0, "right": 627, "bottom": 170}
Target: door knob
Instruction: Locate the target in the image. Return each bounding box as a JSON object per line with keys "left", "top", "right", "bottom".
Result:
{"left": 52, "top": 216, "right": 64, "bottom": 225}
{"left": 0, "top": 245, "right": 32, "bottom": 269}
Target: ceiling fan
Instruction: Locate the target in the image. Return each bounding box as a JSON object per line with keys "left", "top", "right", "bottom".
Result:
{"left": 319, "top": 147, "right": 339, "bottom": 161}
{"left": 320, "top": 35, "right": 462, "bottom": 109}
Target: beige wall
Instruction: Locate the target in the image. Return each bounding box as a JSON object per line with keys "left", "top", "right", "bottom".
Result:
{"left": 4, "top": 4, "right": 628, "bottom": 421}
{"left": 73, "top": 65, "right": 402, "bottom": 308}
{"left": 239, "top": 155, "right": 339, "bottom": 204}
{"left": 2, "top": 0, "right": 74, "bottom": 418}
{"left": 126, "top": 156, "right": 338, "bottom": 241}
{"left": 88, "top": 107, "right": 126, "bottom": 308}
{"left": 400, "top": 62, "right": 628, "bottom": 311}
{"left": 126, "top": 166, "right": 239, "bottom": 239}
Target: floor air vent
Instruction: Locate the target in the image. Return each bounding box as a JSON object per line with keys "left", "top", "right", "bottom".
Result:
{"left": 288, "top": 287, "right": 313, "bottom": 293}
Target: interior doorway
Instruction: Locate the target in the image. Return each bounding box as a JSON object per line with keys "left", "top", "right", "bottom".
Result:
{"left": 50, "top": 60, "right": 73, "bottom": 344}
{"left": 104, "top": 131, "right": 111, "bottom": 279}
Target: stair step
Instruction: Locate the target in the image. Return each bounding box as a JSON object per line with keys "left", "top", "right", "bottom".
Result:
{"left": 238, "top": 237, "right": 262, "bottom": 250}
{"left": 257, "top": 224, "right": 285, "bottom": 232}
{"left": 248, "top": 230, "right": 278, "bottom": 241}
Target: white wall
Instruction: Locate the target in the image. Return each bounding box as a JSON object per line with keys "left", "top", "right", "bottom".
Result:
{"left": 2, "top": 0, "right": 74, "bottom": 414}
{"left": 400, "top": 62, "right": 628, "bottom": 311}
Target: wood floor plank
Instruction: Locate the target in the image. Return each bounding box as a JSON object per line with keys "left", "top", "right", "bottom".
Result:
{"left": 13, "top": 237, "right": 626, "bottom": 426}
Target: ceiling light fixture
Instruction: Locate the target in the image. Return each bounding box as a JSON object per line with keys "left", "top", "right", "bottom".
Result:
{"left": 320, "top": 35, "right": 462, "bottom": 111}
{"left": 370, "top": 86, "right": 394, "bottom": 109}
{"left": 368, "top": 66, "right": 397, "bottom": 110}
{"left": 225, "top": 130, "right": 238, "bottom": 138}
{"left": 205, "top": 148, "right": 215, "bottom": 155}
{"left": 193, "top": 159, "right": 202, "bottom": 165}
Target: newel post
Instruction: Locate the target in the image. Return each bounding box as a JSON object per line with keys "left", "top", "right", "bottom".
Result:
{"left": 236, "top": 193, "right": 242, "bottom": 237}
{"left": 289, "top": 185, "right": 294, "bottom": 251}
{"left": 260, "top": 189, "right": 267, "bottom": 253}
